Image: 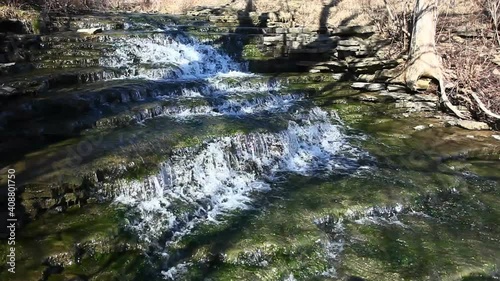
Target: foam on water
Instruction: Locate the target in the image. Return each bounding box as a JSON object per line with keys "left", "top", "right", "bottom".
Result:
{"left": 314, "top": 215, "right": 348, "bottom": 278}
{"left": 213, "top": 93, "right": 302, "bottom": 116}
{"left": 208, "top": 75, "right": 282, "bottom": 93}
{"left": 312, "top": 202, "right": 420, "bottom": 277}
{"left": 130, "top": 93, "right": 303, "bottom": 125}
{"left": 161, "top": 262, "right": 191, "bottom": 280}
{"left": 348, "top": 203, "right": 407, "bottom": 227}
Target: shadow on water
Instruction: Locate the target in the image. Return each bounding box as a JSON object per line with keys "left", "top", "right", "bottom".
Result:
{"left": 150, "top": 139, "right": 500, "bottom": 279}
{"left": 109, "top": 3, "right": 500, "bottom": 280}
{"left": 5, "top": 84, "right": 292, "bottom": 188}
{"left": 0, "top": 0, "right": 376, "bottom": 186}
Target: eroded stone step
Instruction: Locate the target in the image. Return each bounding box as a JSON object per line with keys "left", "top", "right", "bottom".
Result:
{"left": 94, "top": 98, "right": 211, "bottom": 129}
{"left": 0, "top": 67, "right": 121, "bottom": 98}
{"left": 35, "top": 47, "right": 104, "bottom": 58}
{"left": 41, "top": 40, "right": 115, "bottom": 50}
{"left": 1, "top": 74, "right": 309, "bottom": 137}
{"left": 40, "top": 29, "right": 321, "bottom": 48}
{"left": 175, "top": 25, "right": 265, "bottom": 34}
{"left": 0, "top": 79, "right": 215, "bottom": 135}
{"left": 0, "top": 203, "right": 146, "bottom": 281}
{"left": 49, "top": 13, "right": 180, "bottom": 32}
{"left": 33, "top": 57, "right": 102, "bottom": 68}
{"left": 213, "top": 73, "right": 342, "bottom": 87}
{"left": 40, "top": 30, "right": 177, "bottom": 44}
{"left": 93, "top": 91, "right": 304, "bottom": 130}
{"left": 0, "top": 71, "right": 343, "bottom": 111}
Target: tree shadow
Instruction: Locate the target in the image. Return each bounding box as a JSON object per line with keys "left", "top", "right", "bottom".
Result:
{"left": 319, "top": 0, "right": 342, "bottom": 34}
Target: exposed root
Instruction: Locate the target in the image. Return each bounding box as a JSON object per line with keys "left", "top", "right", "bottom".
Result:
{"left": 466, "top": 89, "right": 500, "bottom": 120}
{"left": 402, "top": 52, "right": 466, "bottom": 119}
{"left": 438, "top": 80, "right": 466, "bottom": 119}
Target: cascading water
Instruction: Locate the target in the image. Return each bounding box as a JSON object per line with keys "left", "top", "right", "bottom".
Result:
{"left": 98, "top": 31, "right": 304, "bottom": 121}
{"left": 115, "top": 109, "right": 362, "bottom": 243}
{"left": 107, "top": 28, "right": 366, "bottom": 279}
{"left": 100, "top": 32, "right": 244, "bottom": 80}
{"left": 2, "top": 14, "right": 497, "bottom": 281}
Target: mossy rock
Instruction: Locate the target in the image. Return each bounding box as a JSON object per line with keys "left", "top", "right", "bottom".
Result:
{"left": 242, "top": 44, "right": 266, "bottom": 60}
{"left": 0, "top": 203, "right": 148, "bottom": 281}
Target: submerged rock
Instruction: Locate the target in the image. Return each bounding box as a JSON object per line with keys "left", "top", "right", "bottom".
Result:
{"left": 0, "top": 85, "right": 16, "bottom": 96}
{"left": 2, "top": 10, "right": 500, "bottom": 281}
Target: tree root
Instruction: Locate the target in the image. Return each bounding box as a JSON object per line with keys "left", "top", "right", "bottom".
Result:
{"left": 437, "top": 80, "right": 466, "bottom": 119}
{"left": 464, "top": 89, "right": 500, "bottom": 120}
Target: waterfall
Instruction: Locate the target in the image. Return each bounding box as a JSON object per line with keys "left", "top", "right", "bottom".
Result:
{"left": 99, "top": 32, "right": 244, "bottom": 80}
{"left": 105, "top": 28, "right": 365, "bottom": 280}
{"left": 98, "top": 31, "right": 303, "bottom": 120}
{"left": 114, "top": 109, "right": 361, "bottom": 244}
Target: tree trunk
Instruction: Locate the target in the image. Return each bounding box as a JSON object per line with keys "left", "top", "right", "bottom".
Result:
{"left": 405, "top": 0, "right": 465, "bottom": 118}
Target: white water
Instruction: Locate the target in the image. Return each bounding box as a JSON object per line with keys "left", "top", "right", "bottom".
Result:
{"left": 311, "top": 204, "right": 409, "bottom": 278}
{"left": 100, "top": 31, "right": 301, "bottom": 121}
{"left": 313, "top": 215, "right": 347, "bottom": 277}
{"left": 348, "top": 203, "right": 408, "bottom": 227}
{"left": 115, "top": 109, "right": 360, "bottom": 244}
{"left": 100, "top": 32, "right": 244, "bottom": 80}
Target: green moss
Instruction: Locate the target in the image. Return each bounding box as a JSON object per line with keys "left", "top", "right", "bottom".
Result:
{"left": 242, "top": 44, "right": 266, "bottom": 60}
{"left": 161, "top": 83, "right": 500, "bottom": 280}
{"left": 3, "top": 66, "right": 499, "bottom": 281}
{"left": 342, "top": 214, "right": 500, "bottom": 280}
{"left": 121, "top": 162, "right": 158, "bottom": 181}
{"left": 0, "top": 204, "right": 145, "bottom": 281}
{"left": 32, "top": 16, "right": 42, "bottom": 34}
{"left": 62, "top": 250, "right": 149, "bottom": 280}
